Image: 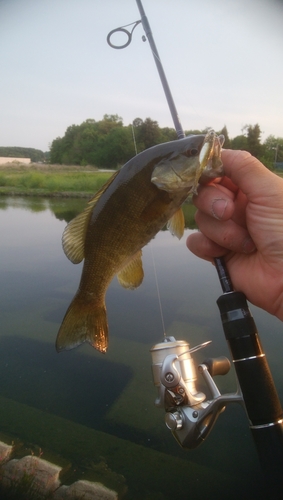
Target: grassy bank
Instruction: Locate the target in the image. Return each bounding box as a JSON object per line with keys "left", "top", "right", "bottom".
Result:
{"left": 1, "top": 162, "right": 281, "bottom": 198}
{"left": 0, "top": 163, "right": 113, "bottom": 197}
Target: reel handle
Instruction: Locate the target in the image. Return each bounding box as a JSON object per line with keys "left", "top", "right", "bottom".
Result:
{"left": 202, "top": 356, "right": 231, "bottom": 377}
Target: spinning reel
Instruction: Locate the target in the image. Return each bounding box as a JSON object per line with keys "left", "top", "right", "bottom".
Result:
{"left": 151, "top": 336, "right": 242, "bottom": 449}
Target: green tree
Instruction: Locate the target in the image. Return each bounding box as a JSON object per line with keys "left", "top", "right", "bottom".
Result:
{"left": 184, "top": 128, "right": 209, "bottom": 136}
{"left": 218, "top": 125, "right": 231, "bottom": 148}
{"left": 242, "top": 123, "right": 262, "bottom": 158}
{"left": 132, "top": 117, "right": 162, "bottom": 151}
{"left": 260, "top": 135, "right": 283, "bottom": 170}
{"left": 159, "top": 127, "right": 177, "bottom": 143}
{"left": 230, "top": 134, "right": 248, "bottom": 151}
{"left": 53, "top": 117, "right": 124, "bottom": 165}
{"left": 49, "top": 137, "right": 64, "bottom": 164}
{"left": 49, "top": 116, "right": 282, "bottom": 171}
{"left": 98, "top": 114, "right": 123, "bottom": 134}
{"left": 97, "top": 126, "right": 135, "bottom": 168}
{"left": 59, "top": 124, "right": 81, "bottom": 164}
{"left": 79, "top": 121, "right": 100, "bottom": 165}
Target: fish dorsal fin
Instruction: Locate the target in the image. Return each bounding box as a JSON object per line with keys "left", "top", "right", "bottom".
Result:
{"left": 117, "top": 250, "right": 144, "bottom": 289}
{"left": 167, "top": 207, "right": 185, "bottom": 239}
{"left": 62, "top": 170, "right": 120, "bottom": 264}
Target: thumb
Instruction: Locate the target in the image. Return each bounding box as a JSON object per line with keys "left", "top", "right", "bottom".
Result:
{"left": 221, "top": 149, "right": 280, "bottom": 200}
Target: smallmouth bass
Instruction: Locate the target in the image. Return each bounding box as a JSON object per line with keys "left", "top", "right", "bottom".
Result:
{"left": 56, "top": 130, "right": 224, "bottom": 353}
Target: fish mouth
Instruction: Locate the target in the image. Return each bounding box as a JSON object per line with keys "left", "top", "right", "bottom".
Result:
{"left": 199, "top": 130, "right": 225, "bottom": 177}
{"left": 170, "top": 130, "right": 225, "bottom": 185}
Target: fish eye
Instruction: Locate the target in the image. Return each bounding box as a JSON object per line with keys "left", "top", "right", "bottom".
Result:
{"left": 183, "top": 148, "right": 199, "bottom": 157}
{"left": 186, "top": 148, "right": 198, "bottom": 156}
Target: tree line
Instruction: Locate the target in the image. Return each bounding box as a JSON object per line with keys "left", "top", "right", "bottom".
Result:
{"left": 2, "top": 116, "right": 281, "bottom": 169}
{"left": 49, "top": 115, "right": 178, "bottom": 168}
{"left": 0, "top": 146, "right": 49, "bottom": 163}
{"left": 49, "top": 115, "right": 283, "bottom": 170}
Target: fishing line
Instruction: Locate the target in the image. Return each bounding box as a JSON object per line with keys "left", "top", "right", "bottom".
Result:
{"left": 132, "top": 122, "right": 165, "bottom": 338}
{"left": 131, "top": 123, "right": 138, "bottom": 155}
{"left": 150, "top": 244, "right": 166, "bottom": 338}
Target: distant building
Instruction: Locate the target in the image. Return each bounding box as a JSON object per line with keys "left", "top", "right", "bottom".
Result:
{"left": 0, "top": 157, "right": 31, "bottom": 165}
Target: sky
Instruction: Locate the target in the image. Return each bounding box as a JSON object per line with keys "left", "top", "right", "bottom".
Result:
{"left": 1, "top": 0, "right": 283, "bottom": 152}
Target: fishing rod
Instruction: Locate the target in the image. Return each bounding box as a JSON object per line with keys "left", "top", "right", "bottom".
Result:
{"left": 107, "top": 0, "right": 185, "bottom": 139}
{"left": 107, "top": 0, "right": 283, "bottom": 492}
{"left": 215, "top": 257, "right": 283, "bottom": 491}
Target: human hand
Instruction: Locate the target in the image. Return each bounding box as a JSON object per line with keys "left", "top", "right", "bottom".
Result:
{"left": 186, "top": 149, "right": 283, "bottom": 320}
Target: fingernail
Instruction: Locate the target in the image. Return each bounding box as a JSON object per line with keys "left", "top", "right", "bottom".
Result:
{"left": 242, "top": 237, "right": 256, "bottom": 254}
{"left": 211, "top": 199, "right": 228, "bottom": 219}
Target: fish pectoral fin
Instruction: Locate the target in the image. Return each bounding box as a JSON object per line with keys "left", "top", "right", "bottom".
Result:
{"left": 117, "top": 250, "right": 144, "bottom": 289}
{"left": 62, "top": 205, "right": 93, "bottom": 263}
{"left": 62, "top": 170, "right": 120, "bottom": 264}
{"left": 167, "top": 207, "right": 185, "bottom": 239}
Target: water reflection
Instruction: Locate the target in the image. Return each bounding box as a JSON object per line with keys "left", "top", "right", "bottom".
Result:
{"left": 0, "top": 196, "right": 198, "bottom": 227}
{"left": 0, "top": 196, "right": 281, "bottom": 499}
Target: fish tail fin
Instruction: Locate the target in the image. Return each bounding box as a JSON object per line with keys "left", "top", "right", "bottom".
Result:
{"left": 56, "top": 294, "right": 108, "bottom": 353}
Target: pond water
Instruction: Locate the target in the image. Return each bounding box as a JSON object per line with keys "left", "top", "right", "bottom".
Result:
{"left": 0, "top": 196, "right": 283, "bottom": 499}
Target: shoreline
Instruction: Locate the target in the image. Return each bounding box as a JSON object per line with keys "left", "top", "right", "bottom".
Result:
{"left": 0, "top": 163, "right": 114, "bottom": 198}
{"left": 0, "top": 188, "right": 93, "bottom": 198}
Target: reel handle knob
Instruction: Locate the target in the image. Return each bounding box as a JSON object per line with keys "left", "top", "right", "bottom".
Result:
{"left": 202, "top": 356, "right": 231, "bottom": 376}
